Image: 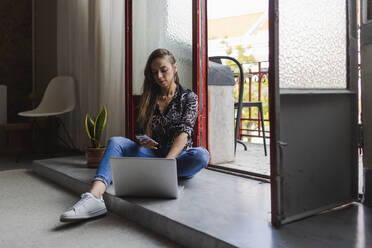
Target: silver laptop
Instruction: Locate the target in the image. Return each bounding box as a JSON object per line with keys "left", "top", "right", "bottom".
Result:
{"left": 110, "top": 157, "right": 179, "bottom": 198}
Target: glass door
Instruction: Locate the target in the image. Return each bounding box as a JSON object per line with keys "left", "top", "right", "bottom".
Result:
{"left": 126, "top": 0, "right": 208, "bottom": 147}
{"left": 361, "top": 0, "right": 372, "bottom": 204}
{"left": 269, "top": 0, "right": 359, "bottom": 226}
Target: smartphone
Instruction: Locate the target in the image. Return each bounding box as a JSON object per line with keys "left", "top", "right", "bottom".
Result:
{"left": 135, "top": 135, "right": 157, "bottom": 143}
{"left": 135, "top": 134, "right": 151, "bottom": 140}
{"left": 135, "top": 135, "right": 159, "bottom": 148}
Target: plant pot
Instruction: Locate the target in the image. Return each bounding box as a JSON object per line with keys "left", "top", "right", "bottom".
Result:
{"left": 85, "top": 147, "right": 106, "bottom": 168}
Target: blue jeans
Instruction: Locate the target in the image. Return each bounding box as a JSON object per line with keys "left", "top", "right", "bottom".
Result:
{"left": 93, "top": 136, "right": 210, "bottom": 187}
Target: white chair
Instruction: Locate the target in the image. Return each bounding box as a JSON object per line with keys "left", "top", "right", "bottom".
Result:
{"left": 19, "top": 76, "right": 76, "bottom": 117}
{"left": 18, "top": 76, "right": 77, "bottom": 152}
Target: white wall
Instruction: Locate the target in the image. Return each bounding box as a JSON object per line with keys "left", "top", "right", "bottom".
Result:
{"left": 208, "top": 85, "right": 235, "bottom": 163}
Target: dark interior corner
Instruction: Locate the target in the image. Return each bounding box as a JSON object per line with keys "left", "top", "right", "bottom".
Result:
{"left": 0, "top": 0, "right": 33, "bottom": 123}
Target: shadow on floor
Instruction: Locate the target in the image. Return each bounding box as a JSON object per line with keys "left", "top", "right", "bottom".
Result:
{"left": 0, "top": 149, "right": 83, "bottom": 172}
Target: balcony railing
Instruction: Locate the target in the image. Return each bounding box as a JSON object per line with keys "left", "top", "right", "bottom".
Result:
{"left": 232, "top": 61, "right": 270, "bottom": 142}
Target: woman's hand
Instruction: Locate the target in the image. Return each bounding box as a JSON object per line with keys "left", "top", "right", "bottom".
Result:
{"left": 166, "top": 132, "right": 188, "bottom": 159}
{"left": 136, "top": 136, "right": 159, "bottom": 150}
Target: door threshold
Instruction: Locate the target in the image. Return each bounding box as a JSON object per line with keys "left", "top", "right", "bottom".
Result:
{"left": 207, "top": 164, "right": 270, "bottom": 183}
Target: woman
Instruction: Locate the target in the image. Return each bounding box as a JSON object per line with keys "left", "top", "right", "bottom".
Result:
{"left": 60, "top": 48, "right": 210, "bottom": 222}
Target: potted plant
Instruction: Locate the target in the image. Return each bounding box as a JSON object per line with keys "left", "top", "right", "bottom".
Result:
{"left": 85, "top": 106, "right": 107, "bottom": 168}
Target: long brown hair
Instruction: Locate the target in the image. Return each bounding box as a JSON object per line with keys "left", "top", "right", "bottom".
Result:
{"left": 136, "top": 48, "right": 180, "bottom": 136}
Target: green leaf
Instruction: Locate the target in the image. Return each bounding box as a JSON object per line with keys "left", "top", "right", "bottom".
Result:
{"left": 85, "top": 114, "right": 95, "bottom": 140}
{"left": 94, "top": 106, "right": 107, "bottom": 148}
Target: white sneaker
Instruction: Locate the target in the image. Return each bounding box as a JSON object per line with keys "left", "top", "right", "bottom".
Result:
{"left": 60, "top": 192, "right": 107, "bottom": 222}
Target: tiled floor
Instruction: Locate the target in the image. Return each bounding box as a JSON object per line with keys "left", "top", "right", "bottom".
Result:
{"left": 215, "top": 142, "right": 270, "bottom": 176}
{"left": 0, "top": 169, "right": 180, "bottom": 248}
{"left": 32, "top": 156, "right": 372, "bottom": 248}
{"left": 1, "top": 151, "right": 371, "bottom": 248}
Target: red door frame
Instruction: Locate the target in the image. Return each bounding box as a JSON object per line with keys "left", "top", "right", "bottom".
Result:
{"left": 125, "top": 0, "right": 134, "bottom": 140}
{"left": 125, "top": 0, "right": 208, "bottom": 149}
{"left": 268, "top": 0, "right": 279, "bottom": 227}
{"left": 192, "top": 0, "right": 208, "bottom": 148}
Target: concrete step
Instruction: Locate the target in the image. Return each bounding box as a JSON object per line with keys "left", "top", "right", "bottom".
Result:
{"left": 33, "top": 156, "right": 271, "bottom": 248}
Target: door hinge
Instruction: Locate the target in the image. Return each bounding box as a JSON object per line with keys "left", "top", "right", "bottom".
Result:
{"left": 277, "top": 141, "right": 288, "bottom": 147}
{"left": 358, "top": 123, "right": 364, "bottom": 150}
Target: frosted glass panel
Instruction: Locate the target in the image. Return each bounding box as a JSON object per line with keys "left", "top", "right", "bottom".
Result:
{"left": 133, "top": 0, "right": 192, "bottom": 95}
{"left": 279, "top": 0, "right": 347, "bottom": 89}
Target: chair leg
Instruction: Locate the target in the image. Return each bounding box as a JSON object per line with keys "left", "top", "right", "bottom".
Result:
{"left": 258, "top": 103, "right": 267, "bottom": 156}
{"left": 234, "top": 108, "right": 242, "bottom": 155}
{"left": 30, "top": 119, "right": 40, "bottom": 154}
{"left": 237, "top": 140, "right": 247, "bottom": 151}
{"left": 29, "top": 118, "right": 57, "bottom": 156}
{"left": 47, "top": 117, "right": 59, "bottom": 156}
{"left": 56, "top": 117, "right": 77, "bottom": 150}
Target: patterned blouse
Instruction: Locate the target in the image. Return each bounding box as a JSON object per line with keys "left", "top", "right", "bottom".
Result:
{"left": 135, "top": 84, "right": 198, "bottom": 151}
